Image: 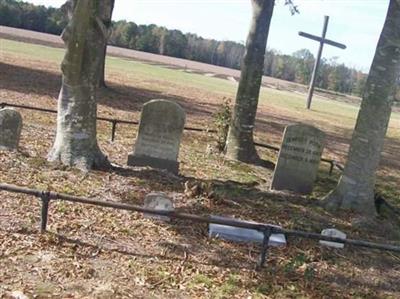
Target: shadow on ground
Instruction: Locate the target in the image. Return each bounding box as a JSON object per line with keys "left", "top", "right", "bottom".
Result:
{"left": 0, "top": 62, "right": 220, "bottom": 120}
{"left": 3, "top": 61, "right": 398, "bottom": 171}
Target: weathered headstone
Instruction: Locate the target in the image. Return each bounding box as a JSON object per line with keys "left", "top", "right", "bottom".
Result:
{"left": 271, "top": 124, "right": 325, "bottom": 194}
{"left": 319, "top": 228, "right": 346, "bottom": 248}
{"left": 143, "top": 192, "right": 174, "bottom": 222}
{"left": 127, "top": 99, "right": 186, "bottom": 174}
{"left": 0, "top": 108, "right": 23, "bottom": 151}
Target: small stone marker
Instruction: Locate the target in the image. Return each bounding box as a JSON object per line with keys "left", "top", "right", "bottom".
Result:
{"left": 0, "top": 108, "right": 23, "bottom": 151}
{"left": 127, "top": 99, "right": 186, "bottom": 174}
{"left": 208, "top": 216, "right": 287, "bottom": 247}
{"left": 271, "top": 124, "right": 326, "bottom": 194}
{"left": 319, "top": 228, "right": 346, "bottom": 249}
{"left": 143, "top": 192, "right": 174, "bottom": 222}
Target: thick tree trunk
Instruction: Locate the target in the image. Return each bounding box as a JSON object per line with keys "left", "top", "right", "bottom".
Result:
{"left": 49, "top": 83, "right": 109, "bottom": 170}
{"left": 225, "top": 0, "right": 274, "bottom": 163}
{"left": 48, "top": 0, "right": 113, "bottom": 170}
{"left": 324, "top": 0, "right": 400, "bottom": 215}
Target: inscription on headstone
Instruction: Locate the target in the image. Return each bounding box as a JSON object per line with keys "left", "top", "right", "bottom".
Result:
{"left": 143, "top": 192, "right": 174, "bottom": 222}
{"left": 271, "top": 124, "right": 325, "bottom": 194}
{"left": 0, "top": 108, "right": 23, "bottom": 151}
{"left": 127, "top": 99, "right": 186, "bottom": 174}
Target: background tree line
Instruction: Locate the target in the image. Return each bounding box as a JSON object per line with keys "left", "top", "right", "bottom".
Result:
{"left": 0, "top": 0, "right": 67, "bottom": 34}
{"left": 0, "top": 0, "right": 371, "bottom": 96}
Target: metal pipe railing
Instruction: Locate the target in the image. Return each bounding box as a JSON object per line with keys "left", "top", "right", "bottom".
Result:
{"left": 1, "top": 183, "right": 399, "bottom": 268}
{"left": 0, "top": 102, "right": 216, "bottom": 142}
{"left": 1, "top": 102, "right": 343, "bottom": 174}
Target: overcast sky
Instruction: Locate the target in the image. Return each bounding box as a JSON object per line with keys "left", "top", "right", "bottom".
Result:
{"left": 26, "top": 0, "right": 389, "bottom": 72}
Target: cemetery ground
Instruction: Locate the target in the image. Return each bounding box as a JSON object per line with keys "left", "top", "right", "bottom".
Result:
{"left": 0, "top": 37, "right": 400, "bottom": 298}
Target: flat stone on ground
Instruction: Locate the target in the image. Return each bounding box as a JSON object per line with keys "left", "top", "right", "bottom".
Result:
{"left": 319, "top": 228, "right": 346, "bottom": 248}
{"left": 143, "top": 192, "right": 174, "bottom": 222}
{"left": 209, "top": 216, "right": 286, "bottom": 247}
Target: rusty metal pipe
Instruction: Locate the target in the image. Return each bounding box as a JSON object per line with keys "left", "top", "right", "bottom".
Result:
{"left": 1, "top": 183, "right": 399, "bottom": 254}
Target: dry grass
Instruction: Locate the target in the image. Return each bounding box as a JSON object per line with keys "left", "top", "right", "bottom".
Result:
{"left": 0, "top": 38, "right": 400, "bottom": 298}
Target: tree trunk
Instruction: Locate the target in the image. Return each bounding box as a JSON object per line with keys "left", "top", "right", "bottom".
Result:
{"left": 96, "top": 0, "right": 114, "bottom": 89}
{"left": 48, "top": 0, "right": 113, "bottom": 170}
{"left": 324, "top": 0, "right": 400, "bottom": 215}
{"left": 225, "top": 0, "right": 274, "bottom": 163}
{"left": 97, "top": 45, "right": 108, "bottom": 88}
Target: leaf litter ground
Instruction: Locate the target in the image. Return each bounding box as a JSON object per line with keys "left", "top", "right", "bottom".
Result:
{"left": 0, "top": 49, "right": 400, "bottom": 298}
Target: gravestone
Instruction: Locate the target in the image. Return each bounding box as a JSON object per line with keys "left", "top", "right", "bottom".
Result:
{"left": 271, "top": 124, "right": 325, "bottom": 194}
{"left": 319, "top": 228, "right": 346, "bottom": 249}
{"left": 209, "top": 216, "right": 286, "bottom": 247}
{"left": 143, "top": 192, "right": 174, "bottom": 222}
{"left": 127, "top": 99, "right": 186, "bottom": 174}
{"left": 0, "top": 108, "right": 23, "bottom": 151}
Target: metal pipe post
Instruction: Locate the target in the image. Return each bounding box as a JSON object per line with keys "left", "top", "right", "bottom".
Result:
{"left": 258, "top": 227, "right": 272, "bottom": 268}
{"left": 328, "top": 161, "right": 334, "bottom": 176}
{"left": 111, "top": 120, "right": 117, "bottom": 142}
{"left": 40, "top": 193, "right": 50, "bottom": 232}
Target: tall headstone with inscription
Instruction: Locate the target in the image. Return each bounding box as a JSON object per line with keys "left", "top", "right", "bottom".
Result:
{"left": 271, "top": 124, "right": 325, "bottom": 194}
{"left": 127, "top": 99, "right": 186, "bottom": 174}
{"left": 0, "top": 108, "right": 23, "bottom": 151}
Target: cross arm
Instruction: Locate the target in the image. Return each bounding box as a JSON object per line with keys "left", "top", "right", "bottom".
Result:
{"left": 298, "top": 31, "right": 346, "bottom": 49}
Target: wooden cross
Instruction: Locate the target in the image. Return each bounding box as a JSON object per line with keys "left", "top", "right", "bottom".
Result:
{"left": 299, "top": 16, "right": 346, "bottom": 109}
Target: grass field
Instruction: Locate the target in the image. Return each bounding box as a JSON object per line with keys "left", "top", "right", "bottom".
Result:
{"left": 1, "top": 37, "right": 400, "bottom": 298}
{"left": 2, "top": 38, "right": 398, "bottom": 137}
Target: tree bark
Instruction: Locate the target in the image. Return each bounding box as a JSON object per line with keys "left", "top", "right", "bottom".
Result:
{"left": 97, "top": 45, "right": 108, "bottom": 88}
{"left": 48, "top": 0, "right": 113, "bottom": 170}
{"left": 225, "top": 0, "right": 275, "bottom": 163}
{"left": 96, "top": 0, "right": 115, "bottom": 88}
{"left": 324, "top": 0, "right": 400, "bottom": 215}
